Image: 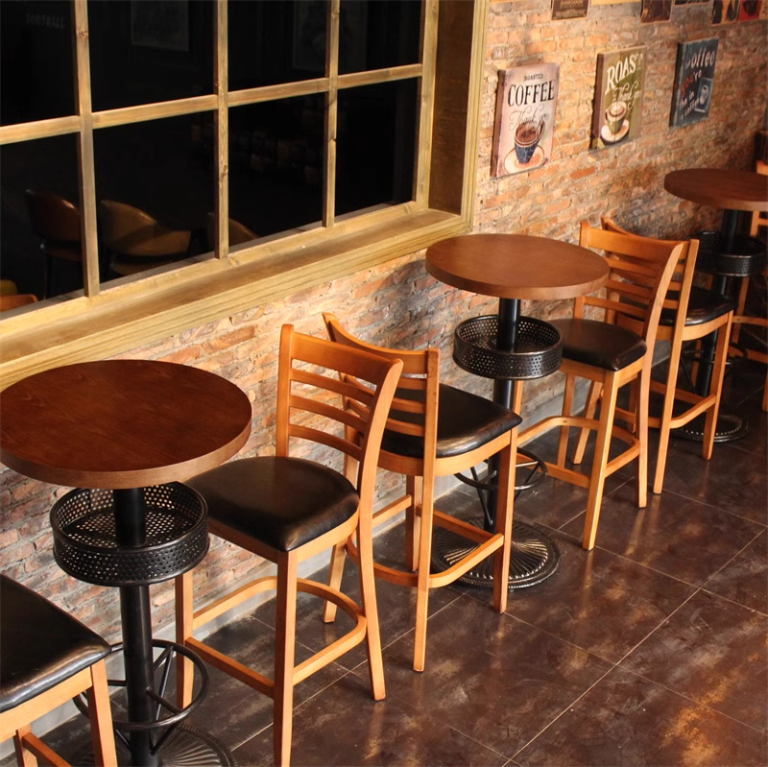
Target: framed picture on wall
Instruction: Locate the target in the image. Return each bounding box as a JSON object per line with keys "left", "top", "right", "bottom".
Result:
{"left": 641, "top": 0, "right": 673, "bottom": 22}
{"left": 670, "top": 38, "right": 719, "bottom": 127}
{"left": 552, "top": 0, "right": 590, "bottom": 20}
{"left": 491, "top": 63, "right": 560, "bottom": 177}
{"left": 590, "top": 46, "right": 646, "bottom": 149}
{"left": 713, "top": 0, "right": 741, "bottom": 23}
{"left": 738, "top": 0, "right": 762, "bottom": 19}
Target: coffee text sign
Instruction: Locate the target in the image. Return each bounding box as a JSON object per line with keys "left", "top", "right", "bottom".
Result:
{"left": 670, "top": 38, "right": 719, "bottom": 128}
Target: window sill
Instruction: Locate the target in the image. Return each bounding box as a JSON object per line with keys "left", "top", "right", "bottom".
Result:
{"left": 0, "top": 208, "right": 466, "bottom": 386}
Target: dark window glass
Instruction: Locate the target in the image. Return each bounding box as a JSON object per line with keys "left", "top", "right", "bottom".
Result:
{"left": 93, "top": 114, "right": 214, "bottom": 284}
{"left": 0, "top": 134, "right": 81, "bottom": 299}
{"left": 228, "top": 97, "right": 324, "bottom": 237}
{"left": 229, "top": 0, "right": 327, "bottom": 90}
{"left": 0, "top": 0, "right": 76, "bottom": 126}
{"left": 88, "top": 0, "right": 213, "bottom": 112}
{"left": 339, "top": 0, "right": 421, "bottom": 76}
{"left": 335, "top": 80, "right": 417, "bottom": 217}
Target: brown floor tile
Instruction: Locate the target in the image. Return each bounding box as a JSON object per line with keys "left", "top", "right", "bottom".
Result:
{"left": 620, "top": 589, "right": 768, "bottom": 732}
{"left": 359, "top": 594, "right": 611, "bottom": 758}
{"left": 233, "top": 672, "right": 508, "bottom": 767}
{"left": 703, "top": 529, "right": 768, "bottom": 614}
{"left": 514, "top": 667, "right": 768, "bottom": 767}
{"left": 561, "top": 482, "right": 764, "bottom": 585}
{"left": 500, "top": 534, "right": 696, "bottom": 663}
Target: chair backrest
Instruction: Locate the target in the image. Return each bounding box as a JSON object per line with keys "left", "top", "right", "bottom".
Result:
{"left": 0, "top": 293, "right": 38, "bottom": 311}
{"left": 99, "top": 200, "right": 191, "bottom": 257}
{"left": 205, "top": 213, "right": 257, "bottom": 250}
{"left": 276, "top": 324, "right": 403, "bottom": 512}
{"left": 323, "top": 313, "right": 440, "bottom": 471}
{"left": 25, "top": 189, "right": 81, "bottom": 243}
{"left": 577, "top": 221, "right": 686, "bottom": 354}
{"left": 601, "top": 217, "right": 699, "bottom": 339}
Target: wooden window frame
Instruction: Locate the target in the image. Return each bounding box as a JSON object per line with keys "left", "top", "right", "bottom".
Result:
{"left": 0, "top": 0, "right": 487, "bottom": 386}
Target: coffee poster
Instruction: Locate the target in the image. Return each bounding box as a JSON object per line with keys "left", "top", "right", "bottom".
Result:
{"left": 670, "top": 38, "right": 719, "bottom": 128}
{"left": 738, "top": 0, "right": 762, "bottom": 20}
{"left": 590, "top": 46, "right": 646, "bottom": 150}
{"left": 552, "top": 0, "right": 590, "bottom": 20}
{"left": 491, "top": 63, "right": 560, "bottom": 177}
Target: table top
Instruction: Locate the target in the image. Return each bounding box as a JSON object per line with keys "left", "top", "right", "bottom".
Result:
{"left": 425, "top": 234, "right": 609, "bottom": 301}
{"left": 0, "top": 360, "right": 252, "bottom": 489}
{"left": 664, "top": 168, "right": 768, "bottom": 212}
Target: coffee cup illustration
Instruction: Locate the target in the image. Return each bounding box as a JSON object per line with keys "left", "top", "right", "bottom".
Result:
{"left": 605, "top": 100, "right": 628, "bottom": 135}
{"left": 514, "top": 118, "right": 545, "bottom": 164}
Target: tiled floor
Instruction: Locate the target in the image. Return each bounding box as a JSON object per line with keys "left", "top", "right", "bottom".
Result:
{"left": 14, "top": 361, "right": 768, "bottom": 766}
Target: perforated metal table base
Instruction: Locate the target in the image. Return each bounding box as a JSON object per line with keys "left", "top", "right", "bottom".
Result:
{"left": 75, "top": 723, "right": 237, "bottom": 767}
{"left": 432, "top": 519, "right": 560, "bottom": 589}
{"left": 672, "top": 413, "right": 750, "bottom": 443}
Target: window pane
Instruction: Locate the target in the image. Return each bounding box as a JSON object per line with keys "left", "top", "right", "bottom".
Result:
{"left": 229, "top": 97, "right": 324, "bottom": 237}
{"left": 88, "top": 0, "right": 213, "bottom": 112}
{"left": 93, "top": 114, "right": 214, "bottom": 285}
{"left": 0, "top": 134, "right": 81, "bottom": 301}
{"left": 0, "top": 0, "right": 76, "bottom": 126}
{"left": 339, "top": 0, "right": 422, "bottom": 76}
{"left": 230, "top": 0, "right": 328, "bottom": 89}
{"left": 336, "top": 80, "right": 417, "bottom": 217}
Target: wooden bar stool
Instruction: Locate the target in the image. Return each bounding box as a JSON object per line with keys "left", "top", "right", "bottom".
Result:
{"left": 0, "top": 575, "right": 117, "bottom": 767}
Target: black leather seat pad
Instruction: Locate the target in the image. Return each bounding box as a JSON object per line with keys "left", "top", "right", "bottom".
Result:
{"left": 549, "top": 318, "right": 646, "bottom": 372}
{"left": 188, "top": 456, "right": 359, "bottom": 553}
{"left": 660, "top": 286, "right": 736, "bottom": 327}
{"left": 0, "top": 575, "right": 111, "bottom": 713}
{"left": 381, "top": 383, "right": 521, "bottom": 460}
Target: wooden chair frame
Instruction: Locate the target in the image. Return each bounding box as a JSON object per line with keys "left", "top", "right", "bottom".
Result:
{"left": 0, "top": 659, "right": 117, "bottom": 767}
{"left": 518, "top": 222, "right": 685, "bottom": 550}
{"left": 601, "top": 218, "right": 733, "bottom": 493}
{"left": 176, "top": 325, "right": 402, "bottom": 767}
{"left": 322, "top": 312, "right": 517, "bottom": 673}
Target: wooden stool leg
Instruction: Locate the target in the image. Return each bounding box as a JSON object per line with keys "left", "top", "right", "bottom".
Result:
{"left": 412, "top": 476, "right": 435, "bottom": 673}
{"left": 557, "top": 373, "right": 576, "bottom": 466}
{"left": 574, "top": 382, "right": 601, "bottom": 465}
{"left": 273, "top": 554, "right": 298, "bottom": 767}
{"left": 404, "top": 476, "right": 422, "bottom": 573}
{"left": 87, "top": 661, "right": 118, "bottom": 767}
{"left": 322, "top": 542, "right": 347, "bottom": 623}
{"left": 175, "top": 571, "right": 196, "bottom": 709}
{"left": 13, "top": 726, "right": 38, "bottom": 767}
{"left": 492, "top": 440, "right": 515, "bottom": 615}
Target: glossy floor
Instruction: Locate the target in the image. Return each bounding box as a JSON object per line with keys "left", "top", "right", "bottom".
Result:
{"left": 11, "top": 361, "right": 768, "bottom": 766}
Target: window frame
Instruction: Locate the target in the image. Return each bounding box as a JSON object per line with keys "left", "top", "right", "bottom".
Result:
{"left": 0, "top": 0, "right": 487, "bottom": 386}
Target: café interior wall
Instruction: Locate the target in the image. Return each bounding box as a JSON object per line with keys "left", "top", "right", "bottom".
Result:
{"left": 1, "top": 1, "right": 765, "bottom": 647}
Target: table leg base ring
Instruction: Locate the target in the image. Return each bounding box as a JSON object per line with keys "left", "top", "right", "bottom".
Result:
{"left": 432, "top": 519, "right": 560, "bottom": 590}
{"left": 74, "top": 722, "right": 237, "bottom": 767}
{"left": 672, "top": 413, "right": 749, "bottom": 443}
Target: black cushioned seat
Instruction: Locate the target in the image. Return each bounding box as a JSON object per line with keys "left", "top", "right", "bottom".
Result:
{"left": 0, "top": 575, "right": 112, "bottom": 713}
{"left": 381, "top": 383, "right": 522, "bottom": 459}
{"left": 549, "top": 318, "right": 646, "bottom": 372}
{"left": 188, "top": 456, "right": 359, "bottom": 553}
{"left": 659, "top": 285, "right": 736, "bottom": 327}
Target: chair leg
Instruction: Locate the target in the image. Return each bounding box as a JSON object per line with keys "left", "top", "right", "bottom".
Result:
{"left": 405, "top": 476, "right": 422, "bottom": 572}
{"left": 702, "top": 316, "right": 732, "bottom": 459}
{"left": 582, "top": 374, "right": 619, "bottom": 551}
{"left": 175, "top": 571, "right": 196, "bottom": 709}
{"left": 635, "top": 371, "right": 649, "bottom": 510}
{"left": 13, "top": 725, "right": 37, "bottom": 767}
{"left": 653, "top": 338, "right": 684, "bottom": 495}
{"left": 87, "top": 661, "right": 118, "bottom": 767}
{"left": 273, "top": 553, "right": 298, "bottom": 767}
{"left": 412, "top": 475, "right": 435, "bottom": 673}
{"left": 356, "top": 514, "right": 386, "bottom": 701}
{"left": 322, "top": 541, "right": 347, "bottom": 623}
{"left": 557, "top": 373, "right": 577, "bottom": 466}
{"left": 492, "top": 441, "right": 516, "bottom": 615}
{"left": 574, "top": 382, "right": 601, "bottom": 465}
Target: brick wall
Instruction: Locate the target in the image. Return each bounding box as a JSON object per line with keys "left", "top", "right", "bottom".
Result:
{"left": 1, "top": 1, "right": 765, "bottom": 643}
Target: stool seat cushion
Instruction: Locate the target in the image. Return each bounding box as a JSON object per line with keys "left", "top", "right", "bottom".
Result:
{"left": 381, "top": 383, "right": 521, "bottom": 460}
{"left": 660, "top": 286, "right": 736, "bottom": 327}
{"left": 0, "top": 575, "right": 111, "bottom": 713}
{"left": 188, "top": 457, "right": 359, "bottom": 552}
{"left": 549, "top": 318, "right": 646, "bottom": 372}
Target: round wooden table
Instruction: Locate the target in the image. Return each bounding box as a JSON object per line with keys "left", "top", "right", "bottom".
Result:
{"left": 665, "top": 168, "right": 768, "bottom": 441}
{"left": 426, "top": 234, "right": 609, "bottom": 587}
{"left": 0, "top": 360, "right": 252, "bottom": 767}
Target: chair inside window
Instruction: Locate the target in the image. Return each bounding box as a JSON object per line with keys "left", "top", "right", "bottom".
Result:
{"left": 99, "top": 200, "right": 191, "bottom": 277}
{"left": 175, "top": 324, "right": 402, "bottom": 767}
{"left": 518, "top": 221, "right": 685, "bottom": 550}
{"left": 205, "top": 212, "right": 257, "bottom": 251}
{"left": 322, "top": 312, "right": 521, "bottom": 672}
{"left": 0, "top": 575, "right": 117, "bottom": 767}
{"left": 25, "top": 189, "right": 83, "bottom": 298}
{"left": 0, "top": 293, "right": 38, "bottom": 312}
{"left": 600, "top": 218, "right": 734, "bottom": 494}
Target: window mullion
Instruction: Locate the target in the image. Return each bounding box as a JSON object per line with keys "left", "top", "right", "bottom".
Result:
{"left": 414, "top": 0, "right": 439, "bottom": 208}
{"left": 215, "top": 0, "right": 229, "bottom": 259}
{"left": 73, "top": 0, "right": 99, "bottom": 296}
{"left": 324, "top": 0, "right": 341, "bottom": 229}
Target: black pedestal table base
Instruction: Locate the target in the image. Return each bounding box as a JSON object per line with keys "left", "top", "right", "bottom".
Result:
{"left": 432, "top": 518, "right": 560, "bottom": 589}
{"left": 672, "top": 412, "right": 749, "bottom": 443}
